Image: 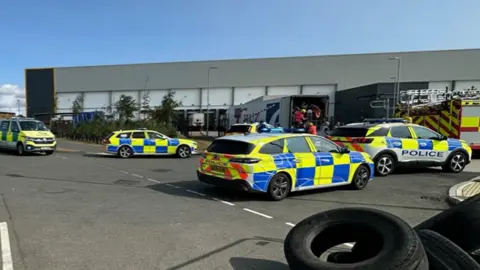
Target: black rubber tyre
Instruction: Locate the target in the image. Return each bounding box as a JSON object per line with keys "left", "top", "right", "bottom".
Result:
{"left": 284, "top": 207, "right": 428, "bottom": 270}
{"left": 176, "top": 145, "right": 192, "bottom": 158}
{"left": 117, "top": 146, "right": 133, "bottom": 158}
{"left": 44, "top": 151, "right": 54, "bottom": 156}
{"left": 350, "top": 164, "right": 370, "bottom": 190}
{"left": 442, "top": 151, "right": 468, "bottom": 173}
{"left": 16, "top": 143, "right": 25, "bottom": 156}
{"left": 267, "top": 173, "right": 291, "bottom": 201}
{"left": 374, "top": 153, "right": 396, "bottom": 176}
{"left": 414, "top": 194, "right": 480, "bottom": 255}
{"left": 417, "top": 230, "right": 480, "bottom": 270}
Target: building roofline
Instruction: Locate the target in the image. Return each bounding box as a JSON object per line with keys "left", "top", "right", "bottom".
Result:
{"left": 25, "top": 48, "right": 480, "bottom": 70}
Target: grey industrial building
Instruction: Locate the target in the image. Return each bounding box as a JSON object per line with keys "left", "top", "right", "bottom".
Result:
{"left": 25, "top": 48, "right": 480, "bottom": 125}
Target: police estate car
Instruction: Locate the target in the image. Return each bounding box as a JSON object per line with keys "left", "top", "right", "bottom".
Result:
{"left": 197, "top": 133, "right": 374, "bottom": 201}
{"left": 328, "top": 118, "right": 472, "bottom": 176}
{"left": 103, "top": 128, "right": 198, "bottom": 158}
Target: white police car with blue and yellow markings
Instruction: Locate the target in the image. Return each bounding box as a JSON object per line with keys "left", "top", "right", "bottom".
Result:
{"left": 103, "top": 129, "right": 198, "bottom": 158}
{"left": 328, "top": 118, "right": 472, "bottom": 176}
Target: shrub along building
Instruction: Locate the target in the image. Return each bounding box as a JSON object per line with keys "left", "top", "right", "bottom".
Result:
{"left": 25, "top": 49, "right": 480, "bottom": 127}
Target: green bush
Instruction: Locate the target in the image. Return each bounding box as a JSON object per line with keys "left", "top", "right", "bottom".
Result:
{"left": 52, "top": 119, "right": 180, "bottom": 144}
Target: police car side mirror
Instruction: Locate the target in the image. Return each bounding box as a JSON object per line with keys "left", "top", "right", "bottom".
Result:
{"left": 339, "top": 147, "right": 350, "bottom": 154}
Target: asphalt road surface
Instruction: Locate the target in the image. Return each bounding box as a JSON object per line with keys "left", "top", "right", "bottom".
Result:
{"left": 0, "top": 139, "right": 478, "bottom": 270}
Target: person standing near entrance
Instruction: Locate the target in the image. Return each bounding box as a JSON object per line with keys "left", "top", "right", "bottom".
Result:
{"left": 307, "top": 122, "right": 317, "bottom": 135}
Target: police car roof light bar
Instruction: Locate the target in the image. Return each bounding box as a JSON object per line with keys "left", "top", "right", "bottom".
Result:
{"left": 363, "top": 118, "right": 408, "bottom": 124}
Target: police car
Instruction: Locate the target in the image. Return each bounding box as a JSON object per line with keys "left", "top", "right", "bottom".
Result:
{"left": 103, "top": 128, "right": 198, "bottom": 158}
{"left": 225, "top": 123, "right": 304, "bottom": 136}
{"left": 197, "top": 133, "right": 374, "bottom": 201}
{"left": 328, "top": 118, "right": 472, "bottom": 176}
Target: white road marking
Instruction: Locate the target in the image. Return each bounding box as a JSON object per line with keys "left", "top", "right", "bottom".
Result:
{"left": 147, "top": 178, "right": 161, "bottom": 184}
{"left": 212, "top": 198, "right": 235, "bottom": 206}
{"left": 285, "top": 222, "right": 296, "bottom": 227}
{"left": 243, "top": 208, "right": 273, "bottom": 219}
{"left": 186, "top": 190, "right": 206, "bottom": 197}
{"left": 1, "top": 222, "right": 13, "bottom": 270}
{"left": 131, "top": 174, "right": 143, "bottom": 178}
{"left": 118, "top": 170, "right": 129, "bottom": 174}
{"left": 165, "top": 184, "right": 180, "bottom": 188}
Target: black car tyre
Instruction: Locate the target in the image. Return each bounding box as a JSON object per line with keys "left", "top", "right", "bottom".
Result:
{"left": 374, "top": 153, "right": 395, "bottom": 176}
{"left": 117, "top": 146, "right": 133, "bottom": 158}
{"left": 416, "top": 230, "right": 480, "bottom": 270}
{"left": 176, "top": 145, "right": 191, "bottom": 158}
{"left": 351, "top": 164, "right": 370, "bottom": 190}
{"left": 442, "top": 152, "right": 467, "bottom": 173}
{"left": 414, "top": 194, "right": 480, "bottom": 256}
{"left": 267, "top": 173, "right": 291, "bottom": 201}
{"left": 16, "top": 143, "right": 25, "bottom": 156}
{"left": 284, "top": 207, "right": 428, "bottom": 270}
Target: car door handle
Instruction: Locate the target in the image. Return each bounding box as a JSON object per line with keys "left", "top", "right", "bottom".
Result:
{"left": 293, "top": 159, "right": 301, "bottom": 163}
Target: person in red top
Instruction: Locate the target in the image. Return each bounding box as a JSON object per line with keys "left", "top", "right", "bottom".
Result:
{"left": 307, "top": 122, "right": 317, "bottom": 135}
{"left": 312, "top": 105, "right": 321, "bottom": 119}
{"left": 294, "top": 107, "right": 306, "bottom": 127}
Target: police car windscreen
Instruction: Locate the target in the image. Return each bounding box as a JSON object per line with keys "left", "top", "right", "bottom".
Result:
{"left": 227, "top": 125, "right": 251, "bottom": 133}
{"left": 207, "top": 140, "right": 255, "bottom": 155}
{"left": 330, "top": 127, "right": 369, "bottom": 137}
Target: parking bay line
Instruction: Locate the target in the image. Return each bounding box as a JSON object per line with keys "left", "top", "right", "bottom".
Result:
{"left": 212, "top": 198, "right": 235, "bottom": 206}
{"left": 243, "top": 208, "right": 273, "bottom": 219}
{"left": 1, "top": 222, "right": 13, "bottom": 270}
{"left": 186, "top": 189, "right": 206, "bottom": 197}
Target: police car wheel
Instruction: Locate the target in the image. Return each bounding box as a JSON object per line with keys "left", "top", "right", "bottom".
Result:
{"left": 177, "top": 145, "right": 191, "bottom": 158}
{"left": 374, "top": 154, "right": 395, "bottom": 176}
{"left": 351, "top": 165, "right": 370, "bottom": 190}
{"left": 16, "top": 143, "right": 24, "bottom": 156}
{"left": 118, "top": 146, "right": 133, "bottom": 158}
{"left": 443, "top": 152, "right": 467, "bottom": 173}
{"left": 267, "top": 173, "right": 291, "bottom": 201}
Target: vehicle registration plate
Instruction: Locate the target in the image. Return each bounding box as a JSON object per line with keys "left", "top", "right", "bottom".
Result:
{"left": 41, "top": 147, "right": 51, "bottom": 150}
{"left": 210, "top": 165, "right": 224, "bottom": 173}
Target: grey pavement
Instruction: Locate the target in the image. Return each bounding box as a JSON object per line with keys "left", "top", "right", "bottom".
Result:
{"left": 0, "top": 139, "right": 477, "bottom": 269}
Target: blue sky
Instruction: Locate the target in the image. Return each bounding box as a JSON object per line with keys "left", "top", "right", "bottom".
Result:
{"left": 1, "top": 0, "right": 479, "bottom": 89}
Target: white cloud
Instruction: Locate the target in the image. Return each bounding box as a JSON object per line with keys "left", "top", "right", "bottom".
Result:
{"left": 0, "top": 84, "right": 26, "bottom": 115}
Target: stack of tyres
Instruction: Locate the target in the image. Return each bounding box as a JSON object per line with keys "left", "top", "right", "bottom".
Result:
{"left": 414, "top": 194, "right": 480, "bottom": 269}
{"left": 284, "top": 194, "right": 480, "bottom": 270}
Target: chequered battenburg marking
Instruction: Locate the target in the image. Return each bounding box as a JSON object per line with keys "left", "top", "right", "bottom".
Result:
{"left": 447, "top": 139, "right": 463, "bottom": 151}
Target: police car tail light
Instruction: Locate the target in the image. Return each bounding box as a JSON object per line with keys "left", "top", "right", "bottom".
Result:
{"left": 103, "top": 138, "right": 111, "bottom": 144}
{"left": 352, "top": 137, "right": 373, "bottom": 144}
{"left": 230, "top": 157, "right": 260, "bottom": 164}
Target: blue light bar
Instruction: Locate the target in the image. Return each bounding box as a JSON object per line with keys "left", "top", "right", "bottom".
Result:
{"left": 363, "top": 118, "right": 408, "bottom": 124}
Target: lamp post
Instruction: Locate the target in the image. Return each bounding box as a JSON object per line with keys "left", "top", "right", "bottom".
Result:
{"left": 388, "top": 56, "right": 401, "bottom": 105}
{"left": 206, "top": 67, "right": 217, "bottom": 137}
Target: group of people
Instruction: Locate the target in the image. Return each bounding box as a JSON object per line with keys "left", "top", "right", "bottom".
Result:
{"left": 293, "top": 105, "right": 324, "bottom": 135}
